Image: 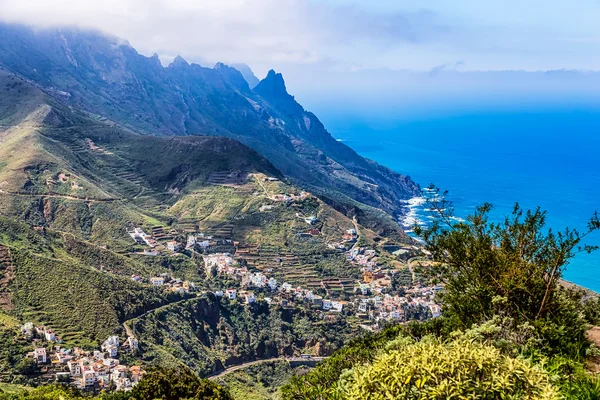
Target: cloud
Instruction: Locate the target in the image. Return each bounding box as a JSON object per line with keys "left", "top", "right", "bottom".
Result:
{"left": 2, "top": 0, "right": 600, "bottom": 75}
{"left": 0, "top": 0, "right": 456, "bottom": 74}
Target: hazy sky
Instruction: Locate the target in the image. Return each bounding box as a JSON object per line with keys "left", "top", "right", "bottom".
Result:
{"left": 2, "top": 0, "right": 600, "bottom": 77}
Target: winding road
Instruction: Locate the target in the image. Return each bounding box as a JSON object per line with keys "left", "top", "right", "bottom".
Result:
{"left": 208, "top": 357, "right": 328, "bottom": 380}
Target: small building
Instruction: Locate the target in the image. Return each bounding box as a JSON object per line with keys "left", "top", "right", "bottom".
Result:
{"left": 68, "top": 360, "right": 82, "bottom": 376}
{"left": 167, "top": 241, "right": 180, "bottom": 252}
{"left": 34, "top": 348, "right": 47, "bottom": 364}
{"left": 82, "top": 369, "right": 97, "bottom": 387}
{"left": 225, "top": 289, "right": 237, "bottom": 300}
{"left": 105, "top": 345, "right": 118, "bottom": 358}
{"left": 186, "top": 235, "right": 196, "bottom": 249}
{"left": 243, "top": 291, "right": 256, "bottom": 304}
{"left": 20, "top": 322, "right": 34, "bottom": 337}
{"left": 304, "top": 216, "right": 317, "bottom": 225}
{"left": 103, "top": 358, "right": 119, "bottom": 368}
{"left": 126, "top": 337, "right": 139, "bottom": 350}
{"left": 44, "top": 329, "right": 57, "bottom": 342}
{"left": 150, "top": 277, "right": 165, "bottom": 287}
{"left": 331, "top": 301, "right": 344, "bottom": 312}
{"left": 56, "top": 352, "right": 73, "bottom": 364}
{"left": 267, "top": 277, "right": 278, "bottom": 291}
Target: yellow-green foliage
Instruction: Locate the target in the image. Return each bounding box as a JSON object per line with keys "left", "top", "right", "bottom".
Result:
{"left": 336, "top": 337, "right": 559, "bottom": 400}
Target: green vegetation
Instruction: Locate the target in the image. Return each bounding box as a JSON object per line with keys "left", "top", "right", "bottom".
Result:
{"left": 281, "top": 192, "right": 600, "bottom": 399}
{"left": 337, "top": 336, "right": 557, "bottom": 399}
{"left": 0, "top": 367, "right": 232, "bottom": 400}
{"left": 0, "top": 217, "right": 173, "bottom": 345}
{"left": 219, "top": 361, "right": 306, "bottom": 400}
{"left": 130, "top": 296, "right": 357, "bottom": 376}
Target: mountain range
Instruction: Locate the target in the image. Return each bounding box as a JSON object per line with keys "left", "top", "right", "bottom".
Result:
{"left": 0, "top": 23, "right": 420, "bottom": 223}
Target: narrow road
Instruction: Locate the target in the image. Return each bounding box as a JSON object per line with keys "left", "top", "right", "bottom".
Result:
{"left": 253, "top": 174, "right": 272, "bottom": 199}
{"left": 407, "top": 256, "right": 429, "bottom": 282}
{"left": 350, "top": 216, "right": 361, "bottom": 251}
{"left": 208, "top": 357, "right": 328, "bottom": 380}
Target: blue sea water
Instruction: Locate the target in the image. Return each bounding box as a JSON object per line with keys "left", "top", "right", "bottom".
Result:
{"left": 327, "top": 110, "right": 600, "bottom": 292}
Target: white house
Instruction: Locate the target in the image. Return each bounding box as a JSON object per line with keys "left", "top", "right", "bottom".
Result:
{"left": 242, "top": 291, "right": 256, "bottom": 304}
{"left": 304, "top": 216, "right": 317, "bottom": 225}
{"left": 34, "top": 348, "right": 47, "bottom": 364}
{"left": 105, "top": 345, "right": 118, "bottom": 358}
{"left": 322, "top": 299, "right": 332, "bottom": 311}
{"left": 103, "top": 358, "right": 119, "bottom": 368}
{"left": 226, "top": 289, "right": 237, "bottom": 300}
{"left": 68, "top": 360, "right": 82, "bottom": 376}
{"left": 150, "top": 277, "right": 165, "bottom": 287}
{"left": 103, "top": 336, "right": 119, "bottom": 348}
{"left": 44, "top": 329, "right": 57, "bottom": 342}
{"left": 268, "top": 277, "right": 278, "bottom": 291}
{"left": 186, "top": 235, "right": 196, "bottom": 249}
{"left": 429, "top": 304, "right": 442, "bottom": 318}
{"left": 167, "top": 241, "right": 180, "bottom": 252}
{"left": 331, "top": 301, "right": 344, "bottom": 312}
{"left": 126, "top": 337, "right": 139, "bottom": 350}
{"left": 82, "top": 369, "right": 97, "bottom": 387}
{"left": 20, "top": 322, "right": 34, "bottom": 337}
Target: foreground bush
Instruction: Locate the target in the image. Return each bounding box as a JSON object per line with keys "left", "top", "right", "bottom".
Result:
{"left": 335, "top": 336, "right": 558, "bottom": 400}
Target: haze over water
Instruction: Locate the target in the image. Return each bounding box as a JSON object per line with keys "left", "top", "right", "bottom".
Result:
{"left": 322, "top": 108, "right": 600, "bottom": 292}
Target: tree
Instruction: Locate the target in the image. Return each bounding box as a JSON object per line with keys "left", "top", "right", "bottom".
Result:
{"left": 129, "top": 367, "right": 232, "bottom": 400}
{"left": 413, "top": 185, "right": 600, "bottom": 328}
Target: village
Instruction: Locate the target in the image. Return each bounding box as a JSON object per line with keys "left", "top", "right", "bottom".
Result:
{"left": 20, "top": 324, "right": 143, "bottom": 392}
{"left": 121, "top": 182, "right": 441, "bottom": 330}
{"left": 124, "top": 216, "right": 439, "bottom": 328}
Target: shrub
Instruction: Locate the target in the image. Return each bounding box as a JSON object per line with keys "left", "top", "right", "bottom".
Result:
{"left": 336, "top": 337, "right": 559, "bottom": 400}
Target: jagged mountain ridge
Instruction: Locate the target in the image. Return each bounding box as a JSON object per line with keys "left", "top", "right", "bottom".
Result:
{"left": 0, "top": 22, "right": 420, "bottom": 218}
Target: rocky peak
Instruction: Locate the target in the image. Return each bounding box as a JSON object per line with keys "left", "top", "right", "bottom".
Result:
{"left": 170, "top": 55, "right": 189, "bottom": 68}
{"left": 255, "top": 70, "right": 288, "bottom": 98}
{"left": 254, "top": 70, "right": 304, "bottom": 116}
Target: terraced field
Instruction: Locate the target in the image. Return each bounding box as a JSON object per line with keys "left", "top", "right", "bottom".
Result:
{"left": 238, "top": 243, "right": 353, "bottom": 292}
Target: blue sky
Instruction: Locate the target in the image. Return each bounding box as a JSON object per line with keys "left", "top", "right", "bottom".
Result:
{"left": 2, "top": 0, "right": 600, "bottom": 74}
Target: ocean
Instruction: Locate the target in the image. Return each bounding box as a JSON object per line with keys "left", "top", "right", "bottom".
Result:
{"left": 326, "top": 110, "right": 600, "bottom": 292}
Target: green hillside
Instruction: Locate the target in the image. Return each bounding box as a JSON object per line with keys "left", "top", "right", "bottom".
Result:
{"left": 0, "top": 217, "right": 173, "bottom": 346}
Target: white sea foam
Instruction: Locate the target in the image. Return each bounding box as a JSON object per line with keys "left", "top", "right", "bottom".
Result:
{"left": 400, "top": 196, "right": 428, "bottom": 229}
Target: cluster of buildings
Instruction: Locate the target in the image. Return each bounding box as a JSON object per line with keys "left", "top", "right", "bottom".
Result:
{"left": 278, "top": 283, "right": 346, "bottom": 312}
{"left": 140, "top": 273, "right": 197, "bottom": 295}
{"left": 204, "top": 253, "right": 349, "bottom": 312}
{"left": 355, "top": 292, "right": 441, "bottom": 323}
{"left": 270, "top": 191, "right": 311, "bottom": 203}
{"left": 22, "top": 324, "right": 143, "bottom": 392}
{"left": 327, "top": 228, "right": 358, "bottom": 251}
{"left": 21, "top": 324, "right": 60, "bottom": 343}
{"left": 127, "top": 227, "right": 157, "bottom": 248}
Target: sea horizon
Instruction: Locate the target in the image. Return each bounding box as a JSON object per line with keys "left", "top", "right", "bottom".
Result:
{"left": 323, "top": 108, "right": 600, "bottom": 293}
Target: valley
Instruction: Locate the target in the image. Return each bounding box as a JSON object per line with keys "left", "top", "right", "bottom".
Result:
{"left": 0, "top": 37, "right": 437, "bottom": 396}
